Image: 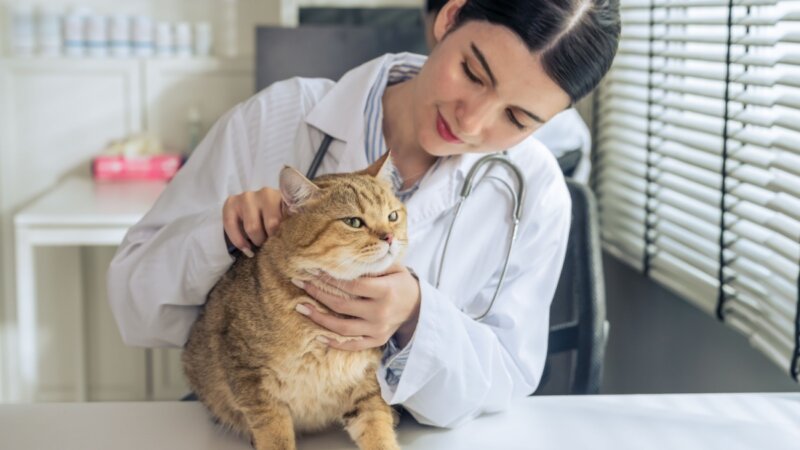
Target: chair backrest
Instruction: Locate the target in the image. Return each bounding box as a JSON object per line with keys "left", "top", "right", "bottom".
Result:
{"left": 557, "top": 149, "right": 583, "bottom": 178}
{"left": 256, "top": 25, "right": 425, "bottom": 92}
{"left": 535, "top": 180, "right": 607, "bottom": 395}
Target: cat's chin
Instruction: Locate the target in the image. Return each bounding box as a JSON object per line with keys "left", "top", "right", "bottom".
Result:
{"left": 360, "top": 254, "right": 398, "bottom": 277}
{"left": 317, "top": 254, "right": 400, "bottom": 281}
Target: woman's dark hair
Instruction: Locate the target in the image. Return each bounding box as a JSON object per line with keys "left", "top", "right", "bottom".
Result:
{"left": 426, "top": 0, "right": 449, "bottom": 13}
{"left": 426, "top": 0, "right": 620, "bottom": 105}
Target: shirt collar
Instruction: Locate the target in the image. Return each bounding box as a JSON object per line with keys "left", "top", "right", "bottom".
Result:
{"left": 304, "top": 53, "right": 425, "bottom": 143}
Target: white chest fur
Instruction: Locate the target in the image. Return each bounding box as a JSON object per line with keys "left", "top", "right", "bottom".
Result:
{"left": 272, "top": 339, "right": 380, "bottom": 432}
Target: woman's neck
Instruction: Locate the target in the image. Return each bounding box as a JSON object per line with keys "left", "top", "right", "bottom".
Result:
{"left": 382, "top": 79, "right": 438, "bottom": 190}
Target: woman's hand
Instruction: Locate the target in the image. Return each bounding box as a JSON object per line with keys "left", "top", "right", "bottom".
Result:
{"left": 222, "top": 187, "right": 285, "bottom": 257}
{"left": 293, "top": 263, "right": 421, "bottom": 351}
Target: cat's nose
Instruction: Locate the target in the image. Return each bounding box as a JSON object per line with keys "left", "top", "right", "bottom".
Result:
{"left": 380, "top": 233, "right": 393, "bottom": 245}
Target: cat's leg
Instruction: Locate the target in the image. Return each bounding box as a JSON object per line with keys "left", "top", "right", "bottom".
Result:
{"left": 227, "top": 367, "right": 296, "bottom": 450}
{"left": 343, "top": 389, "right": 400, "bottom": 450}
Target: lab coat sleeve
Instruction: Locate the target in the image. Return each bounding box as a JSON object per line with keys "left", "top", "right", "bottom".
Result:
{"left": 377, "top": 169, "right": 572, "bottom": 428}
{"left": 107, "top": 104, "right": 256, "bottom": 347}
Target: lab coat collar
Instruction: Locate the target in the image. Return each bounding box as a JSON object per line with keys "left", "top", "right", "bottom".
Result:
{"left": 404, "top": 152, "right": 487, "bottom": 228}
{"left": 304, "top": 53, "right": 422, "bottom": 174}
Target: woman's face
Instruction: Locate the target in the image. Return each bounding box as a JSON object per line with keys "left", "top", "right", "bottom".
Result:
{"left": 412, "top": 11, "right": 572, "bottom": 157}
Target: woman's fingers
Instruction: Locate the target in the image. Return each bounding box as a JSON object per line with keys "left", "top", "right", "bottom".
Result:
{"left": 295, "top": 302, "right": 369, "bottom": 337}
{"left": 315, "top": 273, "right": 387, "bottom": 299}
{"left": 222, "top": 187, "right": 285, "bottom": 256}
{"left": 296, "top": 280, "right": 368, "bottom": 318}
{"left": 223, "top": 198, "right": 254, "bottom": 257}
{"left": 241, "top": 195, "right": 267, "bottom": 247}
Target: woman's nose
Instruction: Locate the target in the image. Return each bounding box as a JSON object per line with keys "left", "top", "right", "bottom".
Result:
{"left": 456, "top": 95, "right": 494, "bottom": 137}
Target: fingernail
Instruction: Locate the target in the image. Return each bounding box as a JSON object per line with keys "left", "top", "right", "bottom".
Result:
{"left": 242, "top": 248, "right": 255, "bottom": 258}
{"left": 316, "top": 336, "right": 329, "bottom": 344}
{"left": 295, "top": 304, "right": 311, "bottom": 316}
{"left": 290, "top": 278, "right": 305, "bottom": 289}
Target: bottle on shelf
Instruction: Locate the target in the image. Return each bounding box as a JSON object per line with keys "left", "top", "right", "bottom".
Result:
{"left": 64, "top": 6, "right": 90, "bottom": 57}
{"left": 10, "top": 4, "right": 35, "bottom": 57}
{"left": 37, "top": 5, "right": 62, "bottom": 57}
{"left": 85, "top": 12, "right": 108, "bottom": 58}
{"left": 174, "top": 22, "right": 192, "bottom": 58}
{"left": 132, "top": 15, "right": 155, "bottom": 57}
{"left": 155, "top": 21, "right": 174, "bottom": 57}
{"left": 109, "top": 14, "right": 131, "bottom": 58}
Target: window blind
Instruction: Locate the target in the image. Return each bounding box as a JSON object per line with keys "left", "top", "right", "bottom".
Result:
{"left": 593, "top": 0, "right": 800, "bottom": 380}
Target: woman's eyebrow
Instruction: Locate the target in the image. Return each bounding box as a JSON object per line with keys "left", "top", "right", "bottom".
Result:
{"left": 471, "top": 42, "right": 546, "bottom": 124}
{"left": 470, "top": 42, "right": 497, "bottom": 87}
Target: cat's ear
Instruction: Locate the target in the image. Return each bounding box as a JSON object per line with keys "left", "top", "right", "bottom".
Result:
{"left": 360, "top": 151, "right": 395, "bottom": 185}
{"left": 279, "top": 166, "right": 320, "bottom": 212}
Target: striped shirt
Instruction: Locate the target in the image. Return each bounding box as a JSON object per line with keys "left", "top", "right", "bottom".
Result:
{"left": 363, "top": 53, "right": 430, "bottom": 203}
{"left": 363, "top": 53, "right": 427, "bottom": 385}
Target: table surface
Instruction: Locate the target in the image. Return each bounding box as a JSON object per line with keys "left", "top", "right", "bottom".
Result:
{"left": 1, "top": 393, "right": 799, "bottom": 450}
{"left": 14, "top": 177, "right": 166, "bottom": 227}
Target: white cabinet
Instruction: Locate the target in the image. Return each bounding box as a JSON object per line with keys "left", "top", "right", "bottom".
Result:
{"left": 0, "top": 59, "right": 142, "bottom": 402}
{"left": 0, "top": 56, "right": 253, "bottom": 402}
{"left": 145, "top": 58, "right": 254, "bottom": 152}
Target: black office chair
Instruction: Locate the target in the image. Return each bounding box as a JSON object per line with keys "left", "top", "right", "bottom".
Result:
{"left": 557, "top": 149, "right": 583, "bottom": 178}
{"left": 535, "top": 180, "right": 607, "bottom": 395}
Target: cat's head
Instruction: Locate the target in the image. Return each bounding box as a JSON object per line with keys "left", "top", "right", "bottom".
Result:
{"left": 276, "top": 153, "right": 408, "bottom": 280}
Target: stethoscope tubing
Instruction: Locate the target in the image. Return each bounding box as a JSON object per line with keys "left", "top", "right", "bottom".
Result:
{"left": 307, "top": 134, "right": 526, "bottom": 321}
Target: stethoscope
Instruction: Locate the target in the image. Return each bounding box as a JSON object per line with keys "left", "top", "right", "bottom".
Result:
{"left": 307, "top": 134, "right": 526, "bottom": 321}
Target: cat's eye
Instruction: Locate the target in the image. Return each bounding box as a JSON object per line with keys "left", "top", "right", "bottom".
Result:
{"left": 343, "top": 217, "right": 364, "bottom": 228}
{"left": 388, "top": 211, "right": 398, "bottom": 222}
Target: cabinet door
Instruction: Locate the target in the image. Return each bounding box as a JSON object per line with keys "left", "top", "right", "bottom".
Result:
{"left": 0, "top": 59, "right": 143, "bottom": 402}
{"left": 152, "top": 348, "right": 191, "bottom": 400}
{"left": 144, "top": 58, "right": 254, "bottom": 155}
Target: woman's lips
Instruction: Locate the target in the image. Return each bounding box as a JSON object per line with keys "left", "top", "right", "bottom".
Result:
{"left": 436, "top": 112, "right": 463, "bottom": 144}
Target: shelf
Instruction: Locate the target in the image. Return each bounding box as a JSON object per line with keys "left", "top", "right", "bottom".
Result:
{"left": 0, "top": 55, "right": 252, "bottom": 70}
{"left": 297, "top": 0, "right": 422, "bottom": 7}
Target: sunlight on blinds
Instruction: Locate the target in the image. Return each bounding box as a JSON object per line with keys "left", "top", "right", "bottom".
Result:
{"left": 593, "top": 0, "right": 800, "bottom": 380}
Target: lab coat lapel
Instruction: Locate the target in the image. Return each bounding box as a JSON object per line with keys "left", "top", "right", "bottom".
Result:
{"left": 303, "top": 54, "right": 401, "bottom": 173}
{"left": 404, "top": 153, "right": 483, "bottom": 231}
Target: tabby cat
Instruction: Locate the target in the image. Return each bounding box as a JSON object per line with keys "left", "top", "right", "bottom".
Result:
{"left": 182, "top": 153, "right": 405, "bottom": 450}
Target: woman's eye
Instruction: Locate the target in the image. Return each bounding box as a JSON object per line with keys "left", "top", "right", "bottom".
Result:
{"left": 507, "top": 109, "right": 526, "bottom": 130}
{"left": 461, "top": 61, "right": 483, "bottom": 85}
{"left": 344, "top": 217, "right": 363, "bottom": 228}
{"left": 388, "top": 211, "right": 398, "bottom": 222}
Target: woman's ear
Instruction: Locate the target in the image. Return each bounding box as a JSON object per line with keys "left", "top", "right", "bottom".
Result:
{"left": 432, "top": 0, "right": 467, "bottom": 44}
{"left": 279, "top": 166, "right": 320, "bottom": 213}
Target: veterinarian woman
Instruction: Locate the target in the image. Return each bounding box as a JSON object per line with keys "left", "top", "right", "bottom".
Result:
{"left": 108, "top": 0, "right": 620, "bottom": 428}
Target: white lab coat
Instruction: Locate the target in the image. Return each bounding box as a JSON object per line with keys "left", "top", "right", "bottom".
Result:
{"left": 107, "top": 54, "right": 571, "bottom": 428}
